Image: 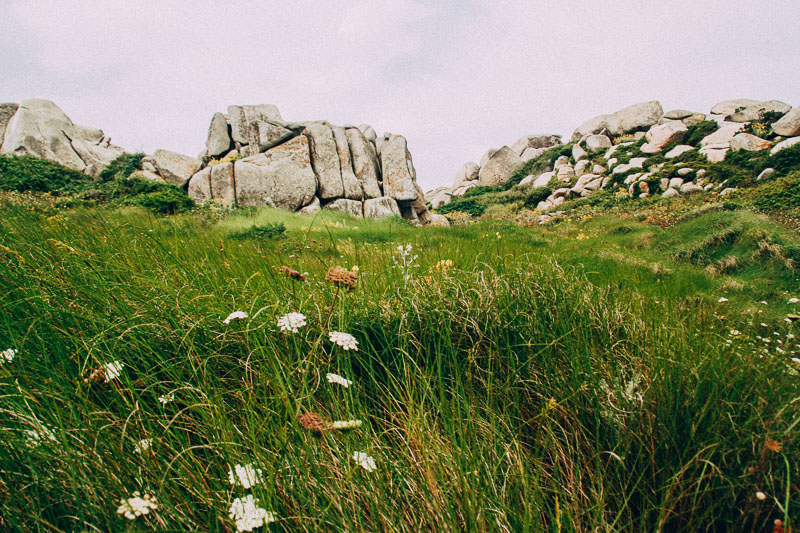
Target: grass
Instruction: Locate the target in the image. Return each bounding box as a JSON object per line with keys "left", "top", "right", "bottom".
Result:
{"left": 1, "top": 199, "right": 799, "bottom": 532}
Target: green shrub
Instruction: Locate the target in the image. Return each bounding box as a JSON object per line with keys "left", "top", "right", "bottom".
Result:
{"left": 684, "top": 121, "right": 720, "bottom": 147}
{"left": 229, "top": 222, "right": 287, "bottom": 240}
{"left": 751, "top": 171, "right": 800, "bottom": 210}
{"left": 436, "top": 198, "right": 486, "bottom": 217}
{"left": 770, "top": 143, "right": 800, "bottom": 177}
{"left": 523, "top": 186, "right": 553, "bottom": 209}
{"left": 464, "top": 185, "right": 502, "bottom": 197}
{"left": 503, "top": 144, "right": 569, "bottom": 189}
{"left": 133, "top": 187, "right": 195, "bottom": 215}
{"left": 0, "top": 155, "right": 91, "bottom": 194}
{"left": 98, "top": 153, "right": 144, "bottom": 182}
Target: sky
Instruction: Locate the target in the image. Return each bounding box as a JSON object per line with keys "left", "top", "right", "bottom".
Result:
{"left": 2, "top": 0, "right": 799, "bottom": 191}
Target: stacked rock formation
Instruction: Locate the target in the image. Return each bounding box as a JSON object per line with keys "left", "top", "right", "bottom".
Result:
{"left": 431, "top": 98, "right": 799, "bottom": 214}
{"left": 0, "top": 99, "right": 124, "bottom": 177}
{"left": 185, "top": 105, "right": 439, "bottom": 225}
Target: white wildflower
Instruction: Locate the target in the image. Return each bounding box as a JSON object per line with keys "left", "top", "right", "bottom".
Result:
{"left": 789, "top": 298, "right": 799, "bottom": 304}
{"left": 328, "top": 331, "right": 359, "bottom": 351}
{"left": 277, "top": 312, "right": 307, "bottom": 333}
{"left": 1, "top": 348, "right": 16, "bottom": 363}
{"left": 718, "top": 297, "right": 728, "bottom": 303}
{"left": 229, "top": 494, "right": 275, "bottom": 532}
{"left": 134, "top": 438, "right": 153, "bottom": 454}
{"left": 785, "top": 318, "right": 793, "bottom": 324}
{"left": 326, "top": 372, "right": 353, "bottom": 388}
{"left": 103, "top": 361, "right": 124, "bottom": 382}
{"left": 223, "top": 311, "right": 249, "bottom": 325}
{"left": 730, "top": 329, "right": 740, "bottom": 336}
{"left": 331, "top": 420, "right": 362, "bottom": 430}
{"left": 158, "top": 392, "right": 175, "bottom": 405}
{"left": 789, "top": 334, "right": 795, "bottom": 339}
{"left": 352, "top": 451, "right": 377, "bottom": 472}
{"left": 755, "top": 491, "right": 767, "bottom": 501}
{"left": 228, "top": 463, "right": 264, "bottom": 489}
{"left": 117, "top": 491, "right": 158, "bottom": 520}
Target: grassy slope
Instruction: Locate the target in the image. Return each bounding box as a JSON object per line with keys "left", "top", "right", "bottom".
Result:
{"left": 1, "top": 201, "right": 799, "bottom": 532}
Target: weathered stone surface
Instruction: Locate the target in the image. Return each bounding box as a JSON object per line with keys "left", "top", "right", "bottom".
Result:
{"left": 381, "top": 135, "right": 418, "bottom": 201}
{"left": 234, "top": 135, "right": 317, "bottom": 210}
{"left": 479, "top": 148, "right": 498, "bottom": 168}
{"left": 572, "top": 143, "right": 588, "bottom": 162}
{"left": 710, "top": 99, "right": 761, "bottom": 116}
{"left": 187, "top": 167, "right": 212, "bottom": 204}
{"left": 332, "top": 126, "right": 362, "bottom": 200}
{"left": 641, "top": 121, "right": 688, "bottom": 154}
{"left": 303, "top": 123, "right": 343, "bottom": 199}
{"left": 146, "top": 149, "right": 203, "bottom": 188}
{"left": 427, "top": 214, "right": 450, "bottom": 227}
{"left": 572, "top": 114, "right": 610, "bottom": 141}
{"left": 520, "top": 147, "right": 546, "bottom": 162}
{"left": 771, "top": 136, "right": 800, "bottom": 155}
{"left": 682, "top": 113, "right": 707, "bottom": 127}
{"left": 358, "top": 124, "right": 377, "bottom": 145}
{"left": 584, "top": 134, "right": 612, "bottom": 152}
{"left": 676, "top": 168, "right": 693, "bottom": 177}
{"left": 452, "top": 181, "right": 478, "bottom": 196}
{"left": 397, "top": 202, "right": 420, "bottom": 224}
{"left": 299, "top": 196, "right": 321, "bottom": 214}
{"left": 346, "top": 128, "right": 382, "bottom": 199}
{"left": 730, "top": 133, "right": 771, "bottom": 152}
{"left": 699, "top": 146, "right": 729, "bottom": 162}
{"left": 757, "top": 168, "right": 775, "bottom": 181}
{"left": 665, "top": 145, "right": 695, "bottom": 159}
{"left": 206, "top": 112, "right": 233, "bottom": 158}
{"left": 772, "top": 107, "right": 800, "bottom": 137}
{"left": 131, "top": 169, "right": 165, "bottom": 183}
{"left": 426, "top": 187, "right": 451, "bottom": 209}
{"left": 452, "top": 161, "right": 480, "bottom": 190}
{"left": 606, "top": 101, "right": 663, "bottom": 136}
{"left": 0, "top": 99, "right": 124, "bottom": 176}
{"left": 663, "top": 109, "right": 694, "bottom": 120}
{"left": 680, "top": 182, "right": 703, "bottom": 194}
{"left": 700, "top": 123, "right": 745, "bottom": 146}
{"left": 210, "top": 162, "right": 236, "bottom": 204}
{"left": 554, "top": 155, "right": 570, "bottom": 169}
{"left": 324, "top": 198, "right": 363, "bottom": 217}
{"left": 557, "top": 165, "right": 575, "bottom": 181}
{"left": 0, "top": 103, "right": 19, "bottom": 144}
{"left": 532, "top": 171, "right": 555, "bottom": 189}
{"left": 662, "top": 188, "right": 679, "bottom": 198}
{"left": 250, "top": 122, "right": 294, "bottom": 155}
{"left": 574, "top": 159, "right": 592, "bottom": 177}
{"left": 478, "top": 146, "right": 523, "bottom": 186}
{"left": 511, "top": 134, "right": 561, "bottom": 155}
{"left": 729, "top": 100, "right": 792, "bottom": 123}
{"left": 227, "top": 104, "right": 283, "bottom": 146}
{"left": 411, "top": 184, "right": 432, "bottom": 225}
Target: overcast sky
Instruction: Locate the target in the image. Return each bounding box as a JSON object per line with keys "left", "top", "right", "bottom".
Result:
{"left": 2, "top": 0, "right": 799, "bottom": 191}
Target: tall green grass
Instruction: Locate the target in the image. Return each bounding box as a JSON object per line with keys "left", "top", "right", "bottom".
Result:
{"left": 0, "top": 204, "right": 798, "bottom": 531}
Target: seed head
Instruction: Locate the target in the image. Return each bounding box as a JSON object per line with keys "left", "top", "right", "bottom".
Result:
{"left": 325, "top": 266, "right": 358, "bottom": 291}
{"left": 278, "top": 265, "right": 306, "bottom": 281}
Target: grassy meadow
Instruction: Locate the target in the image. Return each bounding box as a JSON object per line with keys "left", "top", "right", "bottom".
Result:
{"left": 1, "top": 199, "right": 799, "bottom": 531}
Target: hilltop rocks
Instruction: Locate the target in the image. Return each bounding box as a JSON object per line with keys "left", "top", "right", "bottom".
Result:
{"left": 511, "top": 134, "right": 561, "bottom": 157}
{"left": 772, "top": 107, "right": 800, "bottom": 137}
{"left": 584, "top": 134, "right": 612, "bottom": 152}
{"left": 478, "top": 146, "right": 523, "bottom": 186}
{"left": 710, "top": 99, "right": 761, "bottom": 116}
{"left": 730, "top": 133, "right": 771, "bottom": 152}
{"left": 641, "top": 121, "right": 687, "bottom": 154}
{"left": 452, "top": 162, "right": 480, "bottom": 190}
{"left": 606, "top": 101, "right": 664, "bottom": 136}
{"left": 346, "top": 128, "right": 382, "bottom": 198}
{"left": 0, "top": 99, "right": 124, "bottom": 177}
{"left": 364, "top": 196, "right": 401, "bottom": 218}
{"left": 206, "top": 112, "right": 233, "bottom": 158}
{"left": 325, "top": 198, "right": 363, "bottom": 217}
{"left": 143, "top": 150, "right": 202, "bottom": 188}
{"left": 771, "top": 136, "right": 800, "bottom": 155}
{"left": 729, "top": 100, "right": 791, "bottom": 122}
{"left": 381, "top": 135, "right": 418, "bottom": 201}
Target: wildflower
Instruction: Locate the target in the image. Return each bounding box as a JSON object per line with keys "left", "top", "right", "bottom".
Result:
{"left": 1, "top": 348, "right": 16, "bottom": 364}
{"left": 229, "top": 494, "right": 275, "bottom": 532}
{"left": 496, "top": 232, "right": 502, "bottom": 239}
{"left": 789, "top": 298, "right": 799, "bottom": 304}
{"left": 351, "top": 265, "right": 359, "bottom": 273}
{"left": 277, "top": 265, "right": 306, "bottom": 281}
{"left": 789, "top": 333, "right": 795, "bottom": 339}
{"left": 223, "top": 311, "right": 249, "bottom": 325}
{"left": 103, "top": 361, "right": 124, "bottom": 382}
{"left": 352, "top": 451, "right": 377, "bottom": 472}
{"left": 135, "top": 438, "right": 153, "bottom": 454}
{"left": 228, "top": 463, "right": 264, "bottom": 489}
{"left": 277, "top": 312, "right": 307, "bottom": 333}
{"left": 325, "top": 266, "right": 358, "bottom": 291}
{"left": 158, "top": 392, "right": 174, "bottom": 405}
{"left": 326, "top": 372, "right": 353, "bottom": 388}
{"left": 765, "top": 439, "right": 782, "bottom": 453}
{"left": 718, "top": 297, "right": 729, "bottom": 303}
{"left": 298, "top": 412, "right": 330, "bottom": 432}
{"left": 331, "top": 420, "right": 362, "bottom": 430}
{"left": 431, "top": 259, "right": 454, "bottom": 273}
{"left": 755, "top": 491, "right": 767, "bottom": 501}
{"left": 117, "top": 491, "right": 158, "bottom": 520}
{"left": 329, "top": 331, "right": 359, "bottom": 351}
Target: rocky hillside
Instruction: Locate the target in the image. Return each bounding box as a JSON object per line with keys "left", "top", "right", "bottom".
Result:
{"left": 0, "top": 99, "right": 444, "bottom": 226}
{"left": 429, "top": 99, "right": 800, "bottom": 217}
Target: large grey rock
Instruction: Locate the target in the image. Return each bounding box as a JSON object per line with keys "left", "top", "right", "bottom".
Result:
{"left": 665, "top": 145, "right": 695, "bottom": 159}
{"left": 452, "top": 161, "right": 480, "bottom": 190}
{"left": 682, "top": 113, "right": 707, "bottom": 126}
{"left": 187, "top": 167, "right": 212, "bottom": 204}
{"left": 357, "top": 124, "right": 377, "bottom": 145}
{"left": 572, "top": 114, "right": 611, "bottom": 141}
{"left": 381, "top": 135, "right": 418, "bottom": 201}
{"left": 346, "top": 128, "right": 382, "bottom": 198}
{"left": 324, "top": 198, "right": 363, "bottom": 218}
{"left": 553, "top": 155, "right": 571, "bottom": 169}
{"left": 250, "top": 122, "right": 294, "bottom": 155}
{"left": 641, "top": 121, "right": 688, "bottom": 154}
{"left": 206, "top": 112, "right": 233, "bottom": 158}
{"left": 479, "top": 148, "right": 498, "bottom": 168}
{"left": 532, "top": 171, "right": 555, "bottom": 189}
{"left": 680, "top": 182, "right": 704, "bottom": 194}
{"left": 332, "top": 126, "right": 362, "bottom": 200}
{"left": 299, "top": 196, "right": 321, "bottom": 214}
{"left": 363, "top": 196, "right": 401, "bottom": 218}
{"left": 0, "top": 103, "right": 19, "bottom": 144}
{"left": 757, "top": 168, "right": 775, "bottom": 181}
{"left": 663, "top": 109, "right": 694, "bottom": 120}
{"left": 303, "top": 123, "right": 343, "bottom": 199}
{"left": 771, "top": 136, "right": 800, "bottom": 155}
{"left": 730, "top": 133, "right": 771, "bottom": 152}
{"left": 210, "top": 162, "right": 236, "bottom": 204}
{"left": 700, "top": 123, "right": 745, "bottom": 146}
{"left": 520, "top": 147, "right": 547, "bottom": 162}
{"left": 584, "top": 134, "right": 612, "bottom": 152}
{"left": 772, "top": 107, "right": 800, "bottom": 137}
{"left": 606, "top": 101, "right": 664, "bottom": 136}
{"left": 662, "top": 188, "right": 679, "bottom": 198}
{"left": 572, "top": 144, "right": 588, "bottom": 162}
{"left": 452, "top": 181, "right": 478, "bottom": 197}
{"left": 426, "top": 187, "right": 451, "bottom": 209}
{"left": 227, "top": 104, "right": 283, "bottom": 146}
{"left": 710, "top": 99, "right": 761, "bottom": 116}
{"left": 729, "top": 100, "right": 792, "bottom": 123}
{"left": 0, "top": 99, "right": 124, "bottom": 176}
{"left": 510, "top": 134, "right": 561, "bottom": 155}
{"left": 145, "top": 149, "right": 203, "bottom": 188}
{"left": 427, "top": 214, "right": 450, "bottom": 227}
{"left": 699, "top": 146, "right": 729, "bottom": 163}
{"left": 130, "top": 169, "right": 164, "bottom": 183}
{"left": 234, "top": 135, "right": 317, "bottom": 210}
{"left": 574, "top": 159, "right": 592, "bottom": 177}
{"left": 478, "top": 146, "right": 523, "bottom": 186}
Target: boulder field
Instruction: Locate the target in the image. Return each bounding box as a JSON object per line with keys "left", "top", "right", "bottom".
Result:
{"left": 428, "top": 98, "right": 800, "bottom": 213}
